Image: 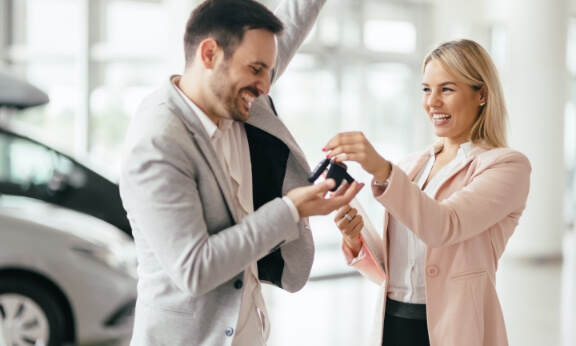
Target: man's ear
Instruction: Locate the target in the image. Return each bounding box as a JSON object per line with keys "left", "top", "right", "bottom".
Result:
{"left": 198, "top": 38, "right": 219, "bottom": 69}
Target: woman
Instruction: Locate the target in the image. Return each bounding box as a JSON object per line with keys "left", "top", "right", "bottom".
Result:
{"left": 323, "top": 39, "right": 531, "bottom": 346}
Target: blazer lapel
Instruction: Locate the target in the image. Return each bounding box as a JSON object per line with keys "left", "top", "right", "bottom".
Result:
{"left": 410, "top": 143, "right": 489, "bottom": 199}
{"left": 163, "top": 77, "right": 239, "bottom": 222}
{"left": 404, "top": 146, "right": 436, "bottom": 180}
{"left": 434, "top": 144, "right": 489, "bottom": 195}
{"left": 247, "top": 96, "right": 310, "bottom": 173}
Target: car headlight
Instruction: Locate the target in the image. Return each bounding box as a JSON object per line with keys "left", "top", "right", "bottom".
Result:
{"left": 72, "top": 242, "right": 137, "bottom": 278}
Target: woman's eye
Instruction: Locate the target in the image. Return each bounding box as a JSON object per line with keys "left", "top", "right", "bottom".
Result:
{"left": 422, "top": 87, "right": 430, "bottom": 93}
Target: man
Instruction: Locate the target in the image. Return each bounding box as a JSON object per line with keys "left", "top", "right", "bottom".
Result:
{"left": 119, "top": 0, "right": 363, "bottom": 345}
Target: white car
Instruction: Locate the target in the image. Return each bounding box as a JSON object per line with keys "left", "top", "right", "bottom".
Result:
{"left": 0, "top": 194, "right": 137, "bottom": 346}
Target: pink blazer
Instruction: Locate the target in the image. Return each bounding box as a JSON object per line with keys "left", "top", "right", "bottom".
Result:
{"left": 346, "top": 143, "right": 531, "bottom": 346}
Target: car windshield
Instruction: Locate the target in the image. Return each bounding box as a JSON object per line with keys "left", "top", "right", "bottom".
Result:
{"left": 0, "top": 132, "right": 79, "bottom": 189}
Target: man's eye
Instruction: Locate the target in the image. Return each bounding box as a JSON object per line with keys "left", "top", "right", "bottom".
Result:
{"left": 422, "top": 87, "right": 430, "bottom": 93}
{"left": 251, "top": 66, "right": 261, "bottom": 74}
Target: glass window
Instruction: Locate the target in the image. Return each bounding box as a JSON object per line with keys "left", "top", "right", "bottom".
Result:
{"left": 565, "top": 17, "right": 576, "bottom": 226}
{"left": 89, "top": 61, "right": 166, "bottom": 171}
{"left": 88, "top": 1, "right": 172, "bottom": 171}
{"left": 16, "top": 64, "right": 78, "bottom": 147}
{"left": 491, "top": 23, "right": 508, "bottom": 70}
{"left": 364, "top": 20, "right": 417, "bottom": 53}
{"left": 25, "top": 0, "right": 80, "bottom": 52}
{"left": 104, "top": 1, "right": 169, "bottom": 57}
{"left": 4, "top": 0, "right": 173, "bottom": 171}
{"left": 9, "top": 0, "right": 80, "bottom": 153}
{"left": 567, "top": 17, "right": 576, "bottom": 76}
{"left": 1, "top": 0, "right": 430, "bottom": 344}
{"left": 273, "top": 58, "right": 422, "bottom": 232}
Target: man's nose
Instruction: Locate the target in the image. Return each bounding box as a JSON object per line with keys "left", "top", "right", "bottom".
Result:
{"left": 257, "top": 75, "right": 271, "bottom": 96}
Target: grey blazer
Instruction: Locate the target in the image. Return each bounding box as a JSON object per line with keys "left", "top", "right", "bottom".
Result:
{"left": 119, "top": 0, "right": 327, "bottom": 344}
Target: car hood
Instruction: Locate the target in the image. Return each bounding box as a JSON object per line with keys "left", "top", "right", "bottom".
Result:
{"left": 0, "top": 194, "right": 132, "bottom": 246}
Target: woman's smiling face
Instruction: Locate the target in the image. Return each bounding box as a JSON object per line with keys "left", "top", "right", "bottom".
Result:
{"left": 422, "top": 59, "right": 485, "bottom": 145}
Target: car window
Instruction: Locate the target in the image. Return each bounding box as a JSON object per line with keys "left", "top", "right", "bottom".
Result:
{"left": 0, "top": 131, "right": 85, "bottom": 192}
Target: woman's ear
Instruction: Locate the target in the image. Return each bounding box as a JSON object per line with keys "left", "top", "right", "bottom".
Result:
{"left": 198, "top": 38, "right": 219, "bottom": 69}
{"left": 480, "top": 85, "right": 488, "bottom": 103}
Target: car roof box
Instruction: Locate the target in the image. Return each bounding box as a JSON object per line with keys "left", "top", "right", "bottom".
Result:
{"left": 0, "top": 71, "right": 49, "bottom": 109}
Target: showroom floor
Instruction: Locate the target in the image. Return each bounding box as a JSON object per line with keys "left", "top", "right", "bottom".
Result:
{"left": 262, "top": 231, "right": 575, "bottom": 346}
{"left": 103, "top": 231, "right": 575, "bottom": 346}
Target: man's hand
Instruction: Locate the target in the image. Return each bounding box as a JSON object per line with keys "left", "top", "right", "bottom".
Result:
{"left": 287, "top": 178, "right": 364, "bottom": 218}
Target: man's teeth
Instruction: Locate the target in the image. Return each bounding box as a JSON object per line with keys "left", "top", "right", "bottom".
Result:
{"left": 241, "top": 93, "right": 255, "bottom": 104}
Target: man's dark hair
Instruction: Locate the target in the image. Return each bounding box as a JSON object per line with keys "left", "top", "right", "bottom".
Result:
{"left": 183, "top": 0, "right": 284, "bottom": 65}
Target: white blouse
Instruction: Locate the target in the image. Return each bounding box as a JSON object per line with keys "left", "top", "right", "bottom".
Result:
{"left": 386, "top": 142, "right": 473, "bottom": 304}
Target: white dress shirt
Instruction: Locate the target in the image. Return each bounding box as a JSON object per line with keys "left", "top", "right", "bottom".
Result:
{"left": 175, "top": 84, "right": 298, "bottom": 345}
{"left": 386, "top": 143, "right": 472, "bottom": 304}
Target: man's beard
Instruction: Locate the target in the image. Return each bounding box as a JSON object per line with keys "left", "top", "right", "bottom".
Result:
{"left": 209, "top": 61, "right": 247, "bottom": 123}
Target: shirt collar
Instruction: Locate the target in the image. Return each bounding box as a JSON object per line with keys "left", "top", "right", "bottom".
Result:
{"left": 460, "top": 142, "right": 474, "bottom": 156}
{"left": 430, "top": 141, "right": 474, "bottom": 158}
{"left": 173, "top": 79, "right": 233, "bottom": 138}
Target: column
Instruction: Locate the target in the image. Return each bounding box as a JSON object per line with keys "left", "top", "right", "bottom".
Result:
{"left": 488, "top": 0, "right": 568, "bottom": 258}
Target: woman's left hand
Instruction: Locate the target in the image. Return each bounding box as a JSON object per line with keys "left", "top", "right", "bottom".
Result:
{"left": 323, "top": 131, "right": 390, "bottom": 182}
{"left": 333, "top": 204, "right": 363, "bottom": 256}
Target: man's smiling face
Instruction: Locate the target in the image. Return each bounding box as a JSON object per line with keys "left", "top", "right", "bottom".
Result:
{"left": 209, "top": 28, "right": 277, "bottom": 123}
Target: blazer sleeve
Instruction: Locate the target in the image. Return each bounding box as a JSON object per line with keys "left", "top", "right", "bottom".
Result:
{"left": 270, "top": 0, "right": 327, "bottom": 85}
{"left": 342, "top": 242, "right": 386, "bottom": 285}
{"left": 375, "top": 149, "right": 531, "bottom": 248}
{"left": 252, "top": 0, "right": 327, "bottom": 293}
{"left": 343, "top": 198, "right": 386, "bottom": 284}
{"left": 120, "top": 108, "right": 301, "bottom": 298}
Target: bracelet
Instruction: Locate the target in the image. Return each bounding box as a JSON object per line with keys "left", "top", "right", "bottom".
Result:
{"left": 373, "top": 165, "right": 392, "bottom": 189}
{"left": 373, "top": 177, "right": 390, "bottom": 189}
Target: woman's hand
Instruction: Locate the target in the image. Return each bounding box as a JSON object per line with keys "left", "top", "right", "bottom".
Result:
{"left": 333, "top": 204, "right": 364, "bottom": 256}
{"left": 323, "top": 131, "right": 391, "bottom": 182}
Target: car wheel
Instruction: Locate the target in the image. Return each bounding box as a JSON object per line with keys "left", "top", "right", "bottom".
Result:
{"left": 0, "top": 278, "right": 67, "bottom": 346}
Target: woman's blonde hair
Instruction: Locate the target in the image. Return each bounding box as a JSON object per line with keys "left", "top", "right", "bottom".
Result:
{"left": 423, "top": 39, "right": 508, "bottom": 148}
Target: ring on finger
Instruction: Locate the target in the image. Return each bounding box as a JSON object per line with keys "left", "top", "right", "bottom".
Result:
{"left": 344, "top": 213, "right": 353, "bottom": 222}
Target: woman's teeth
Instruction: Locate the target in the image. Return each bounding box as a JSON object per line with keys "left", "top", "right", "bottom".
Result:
{"left": 433, "top": 114, "right": 451, "bottom": 120}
